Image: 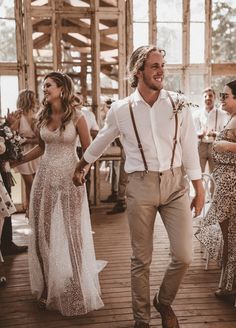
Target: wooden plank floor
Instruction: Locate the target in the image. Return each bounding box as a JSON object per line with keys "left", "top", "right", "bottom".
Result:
{"left": 0, "top": 209, "right": 236, "bottom": 328}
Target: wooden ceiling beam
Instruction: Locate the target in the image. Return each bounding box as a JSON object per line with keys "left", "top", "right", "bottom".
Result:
{"left": 33, "top": 34, "right": 50, "bottom": 49}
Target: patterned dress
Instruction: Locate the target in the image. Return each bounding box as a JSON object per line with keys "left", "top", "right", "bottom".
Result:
{"left": 28, "top": 111, "right": 105, "bottom": 315}
{"left": 195, "top": 128, "right": 236, "bottom": 291}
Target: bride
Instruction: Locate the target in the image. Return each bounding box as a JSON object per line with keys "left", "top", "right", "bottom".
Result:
{"left": 13, "top": 71, "right": 105, "bottom": 316}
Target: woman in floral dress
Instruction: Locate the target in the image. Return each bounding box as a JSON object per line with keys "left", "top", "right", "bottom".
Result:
{"left": 195, "top": 80, "right": 236, "bottom": 299}
{"left": 14, "top": 72, "right": 105, "bottom": 316}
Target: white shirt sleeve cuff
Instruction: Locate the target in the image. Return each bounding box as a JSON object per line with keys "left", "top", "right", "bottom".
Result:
{"left": 186, "top": 169, "right": 202, "bottom": 180}
{"left": 84, "top": 151, "right": 99, "bottom": 164}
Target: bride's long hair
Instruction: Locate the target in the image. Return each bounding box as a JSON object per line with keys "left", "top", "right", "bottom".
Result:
{"left": 37, "top": 71, "right": 81, "bottom": 131}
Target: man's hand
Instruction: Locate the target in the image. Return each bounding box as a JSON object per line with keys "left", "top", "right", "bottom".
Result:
{"left": 191, "top": 179, "right": 205, "bottom": 217}
{"left": 72, "top": 168, "right": 86, "bottom": 186}
{"left": 191, "top": 193, "right": 205, "bottom": 217}
{"left": 72, "top": 158, "right": 90, "bottom": 186}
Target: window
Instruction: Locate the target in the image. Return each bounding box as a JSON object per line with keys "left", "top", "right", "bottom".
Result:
{"left": 0, "top": 0, "right": 16, "bottom": 62}
{"left": 190, "top": 0, "right": 205, "bottom": 63}
{"left": 133, "top": 0, "right": 149, "bottom": 49}
{"left": 0, "top": 75, "right": 18, "bottom": 116}
{"left": 156, "top": 0, "right": 183, "bottom": 64}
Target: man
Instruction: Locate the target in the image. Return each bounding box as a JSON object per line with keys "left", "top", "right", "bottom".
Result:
{"left": 192, "top": 88, "right": 228, "bottom": 173}
{"left": 74, "top": 46, "right": 204, "bottom": 328}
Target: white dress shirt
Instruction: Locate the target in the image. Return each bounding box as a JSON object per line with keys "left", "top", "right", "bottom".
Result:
{"left": 84, "top": 89, "right": 201, "bottom": 180}
{"left": 192, "top": 107, "right": 228, "bottom": 143}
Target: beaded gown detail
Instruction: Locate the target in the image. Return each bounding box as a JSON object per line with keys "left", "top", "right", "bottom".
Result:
{"left": 195, "top": 128, "right": 236, "bottom": 291}
{"left": 28, "top": 112, "right": 104, "bottom": 315}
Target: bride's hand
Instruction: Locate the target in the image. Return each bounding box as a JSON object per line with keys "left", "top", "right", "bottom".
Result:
{"left": 73, "top": 168, "right": 86, "bottom": 186}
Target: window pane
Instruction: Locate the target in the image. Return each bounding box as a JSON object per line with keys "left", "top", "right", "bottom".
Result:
{"left": 190, "top": 23, "right": 205, "bottom": 63}
{"left": 0, "top": 75, "right": 18, "bottom": 116}
{"left": 164, "top": 73, "right": 182, "bottom": 91}
{"left": 189, "top": 74, "right": 205, "bottom": 105}
{"left": 133, "top": 0, "right": 149, "bottom": 21}
{"left": 156, "top": 0, "right": 183, "bottom": 22}
{"left": 211, "top": 75, "right": 236, "bottom": 96}
{"left": 134, "top": 23, "right": 148, "bottom": 49}
{"left": 0, "top": 19, "right": 16, "bottom": 62}
{"left": 0, "top": 0, "right": 15, "bottom": 18}
{"left": 212, "top": 1, "right": 236, "bottom": 63}
{"left": 190, "top": 0, "right": 205, "bottom": 21}
{"left": 157, "top": 23, "right": 182, "bottom": 64}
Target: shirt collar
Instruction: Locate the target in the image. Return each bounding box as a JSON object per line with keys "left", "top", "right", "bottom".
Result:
{"left": 131, "top": 88, "right": 167, "bottom": 105}
{"left": 203, "top": 107, "right": 217, "bottom": 115}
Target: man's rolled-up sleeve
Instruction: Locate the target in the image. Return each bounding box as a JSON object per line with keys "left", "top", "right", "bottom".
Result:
{"left": 181, "top": 109, "right": 202, "bottom": 180}
{"left": 84, "top": 106, "right": 120, "bottom": 163}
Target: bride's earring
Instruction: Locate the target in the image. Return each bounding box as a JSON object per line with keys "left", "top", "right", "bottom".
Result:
{"left": 60, "top": 91, "right": 64, "bottom": 98}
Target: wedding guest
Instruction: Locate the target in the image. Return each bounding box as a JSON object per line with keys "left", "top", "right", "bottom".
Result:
{"left": 13, "top": 72, "right": 105, "bottom": 315}
{"left": 192, "top": 88, "right": 228, "bottom": 173}
{"left": 0, "top": 168, "right": 28, "bottom": 255}
{"left": 12, "top": 89, "right": 41, "bottom": 217}
{"left": 0, "top": 115, "right": 28, "bottom": 256}
{"left": 195, "top": 80, "right": 236, "bottom": 299}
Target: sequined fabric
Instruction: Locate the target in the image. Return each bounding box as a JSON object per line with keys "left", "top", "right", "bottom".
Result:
{"left": 195, "top": 129, "right": 236, "bottom": 291}
{"left": 28, "top": 112, "right": 104, "bottom": 315}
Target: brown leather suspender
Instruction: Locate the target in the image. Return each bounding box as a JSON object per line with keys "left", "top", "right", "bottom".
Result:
{"left": 129, "top": 92, "right": 179, "bottom": 174}
{"left": 129, "top": 101, "right": 149, "bottom": 173}
{"left": 166, "top": 91, "right": 179, "bottom": 172}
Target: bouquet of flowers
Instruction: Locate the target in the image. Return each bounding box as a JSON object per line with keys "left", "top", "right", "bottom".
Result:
{"left": 0, "top": 121, "right": 23, "bottom": 162}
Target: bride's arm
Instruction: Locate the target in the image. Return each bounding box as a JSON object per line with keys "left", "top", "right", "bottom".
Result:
{"left": 76, "top": 115, "right": 91, "bottom": 152}
{"left": 12, "top": 135, "right": 44, "bottom": 167}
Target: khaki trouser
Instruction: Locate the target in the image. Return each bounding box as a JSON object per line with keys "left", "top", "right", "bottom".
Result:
{"left": 198, "top": 142, "right": 215, "bottom": 173}
{"left": 126, "top": 168, "right": 193, "bottom": 323}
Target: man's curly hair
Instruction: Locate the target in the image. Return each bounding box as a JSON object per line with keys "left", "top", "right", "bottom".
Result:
{"left": 128, "top": 45, "right": 166, "bottom": 88}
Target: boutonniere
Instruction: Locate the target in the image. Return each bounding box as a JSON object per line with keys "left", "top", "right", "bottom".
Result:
{"left": 170, "top": 90, "right": 199, "bottom": 119}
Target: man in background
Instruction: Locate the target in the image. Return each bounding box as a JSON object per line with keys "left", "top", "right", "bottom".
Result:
{"left": 192, "top": 88, "right": 228, "bottom": 173}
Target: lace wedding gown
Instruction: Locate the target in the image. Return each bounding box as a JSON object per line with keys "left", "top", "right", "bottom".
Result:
{"left": 28, "top": 112, "right": 105, "bottom": 316}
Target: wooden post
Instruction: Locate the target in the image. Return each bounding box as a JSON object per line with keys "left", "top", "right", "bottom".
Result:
{"left": 52, "top": 1, "right": 62, "bottom": 71}
{"left": 23, "top": 0, "right": 35, "bottom": 91}
{"left": 91, "top": 0, "right": 101, "bottom": 205}
{"left": 80, "top": 54, "right": 88, "bottom": 103}
{"left": 149, "top": 0, "right": 157, "bottom": 45}
{"left": 125, "top": 0, "right": 133, "bottom": 96}
{"left": 205, "top": 0, "right": 212, "bottom": 86}
{"left": 15, "top": 0, "right": 25, "bottom": 89}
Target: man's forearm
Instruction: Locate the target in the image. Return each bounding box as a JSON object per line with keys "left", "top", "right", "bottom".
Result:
{"left": 192, "top": 179, "right": 204, "bottom": 195}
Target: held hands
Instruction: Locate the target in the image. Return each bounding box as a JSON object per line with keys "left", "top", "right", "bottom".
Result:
{"left": 73, "top": 158, "right": 90, "bottom": 187}
{"left": 73, "top": 169, "right": 86, "bottom": 186}
{"left": 190, "top": 186, "right": 205, "bottom": 218}
{"left": 206, "top": 130, "right": 217, "bottom": 138}
{"left": 197, "top": 131, "right": 206, "bottom": 140}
